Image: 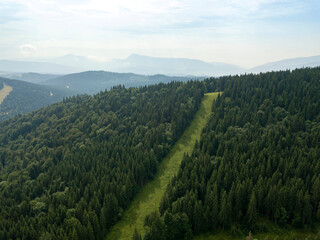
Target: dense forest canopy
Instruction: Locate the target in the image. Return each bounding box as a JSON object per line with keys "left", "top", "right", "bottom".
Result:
{"left": 143, "top": 67, "right": 320, "bottom": 239}
{"left": 0, "top": 81, "right": 204, "bottom": 239}
{"left": 1, "top": 67, "right": 320, "bottom": 240}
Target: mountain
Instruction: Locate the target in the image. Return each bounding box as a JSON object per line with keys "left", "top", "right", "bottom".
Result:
{"left": 0, "top": 59, "right": 81, "bottom": 74}
{"left": 250, "top": 55, "right": 320, "bottom": 73}
{"left": 42, "top": 70, "right": 200, "bottom": 95}
{"left": 8, "top": 54, "right": 320, "bottom": 77}
{"left": 0, "top": 72, "right": 60, "bottom": 84}
{"left": 0, "top": 68, "right": 320, "bottom": 240}
{"left": 0, "top": 77, "right": 73, "bottom": 121}
{"left": 107, "top": 54, "right": 245, "bottom": 76}
{"left": 37, "top": 54, "right": 107, "bottom": 70}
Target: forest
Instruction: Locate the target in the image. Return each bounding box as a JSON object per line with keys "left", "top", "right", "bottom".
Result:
{"left": 142, "top": 67, "right": 320, "bottom": 239}
{"left": 0, "top": 81, "right": 203, "bottom": 239}
{"left": 0, "top": 67, "right": 320, "bottom": 240}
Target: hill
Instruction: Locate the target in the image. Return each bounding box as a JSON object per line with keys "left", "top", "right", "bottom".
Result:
{"left": 250, "top": 55, "right": 320, "bottom": 73}
{"left": 42, "top": 71, "right": 199, "bottom": 95}
{"left": 0, "top": 81, "right": 204, "bottom": 239}
{"left": 106, "top": 92, "right": 219, "bottom": 240}
{"left": 107, "top": 54, "right": 245, "bottom": 76}
{"left": 0, "top": 77, "right": 73, "bottom": 121}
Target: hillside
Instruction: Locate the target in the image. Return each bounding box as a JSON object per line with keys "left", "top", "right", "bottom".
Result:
{"left": 0, "top": 81, "right": 204, "bottom": 239}
{"left": 0, "top": 83, "right": 13, "bottom": 104}
{"left": 42, "top": 71, "right": 199, "bottom": 95}
{"left": 142, "top": 67, "right": 320, "bottom": 239}
{"left": 0, "top": 77, "right": 73, "bottom": 121}
{"left": 106, "top": 92, "right": 219, "bottom": 240}
{"left": 0, "top": 68, "right": 320, "bottom": 240}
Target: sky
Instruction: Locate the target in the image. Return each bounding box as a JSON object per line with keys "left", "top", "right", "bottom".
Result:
{"left": 0, "top": 0, "right": 320, "bottom": 68}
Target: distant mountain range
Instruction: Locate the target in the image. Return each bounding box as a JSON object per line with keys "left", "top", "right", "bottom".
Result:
{"left": 249, "top": 55, "right": 320, "bottom": 73}
{"left": 27, "top": 54, "right": 107, "bottom": 70}
{"left": 106, "top": 54, "right": 245, "bottom": 76}
{"left": 0, "top": 59, "right": 81, "bottom": 74}
{"left": 0, "top": 72, "right": 61, "bottom": 84}
{"left": 2, "top": 54, "right": 320, "bottom": 77}
{"left": 42, "top": 71, "right": 201, "bottom": 95}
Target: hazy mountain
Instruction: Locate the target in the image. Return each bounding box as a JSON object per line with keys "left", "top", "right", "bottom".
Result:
{"left": 37, "top": 54, "right": 107, "bottom": 70}
{"left": 42, "top": 70, "right": 200, "bottom": 95}
{"left": 0, "top": 77, "right": 74, "bottom": 121}
{"left": 107, "top": 54, "right": 245, "bottom": 76}
{"left": 0, "top": 59, "right": 81, "bottom": 74}
{"left": 0, "top": 72, "right": 60, "bottom": 84}
{"left": 250, "top": 55, "right": 320, "bottom": 73}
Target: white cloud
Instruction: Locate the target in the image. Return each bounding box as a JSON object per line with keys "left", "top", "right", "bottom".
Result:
{"left": 3, "top": 0, "right": 303, "bottom": 30}
{"left": 19, "top": 43, "right": 37, "bottom": 55}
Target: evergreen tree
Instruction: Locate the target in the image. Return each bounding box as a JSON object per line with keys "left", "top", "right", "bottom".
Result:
{"left": 247, "top": 193, "right": 258, "bottom": 226}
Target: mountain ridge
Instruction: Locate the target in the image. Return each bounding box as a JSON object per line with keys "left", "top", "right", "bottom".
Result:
{"left": 42, "top": 70, "right": 203, "bottom": 95}
{"left": 0, "top": 59, "right": 81, "bottom": 74}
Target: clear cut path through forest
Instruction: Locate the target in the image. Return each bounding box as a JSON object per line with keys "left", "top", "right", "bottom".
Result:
{"left": 0, "top": 83, "right": 13, "bottom": 104}
{"left": 106, "top": 92, "right": 220, "bottom": 240}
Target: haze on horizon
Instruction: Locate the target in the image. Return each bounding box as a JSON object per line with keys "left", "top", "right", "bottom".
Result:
{"left": 0, "top": 0, "right": 320, "bottom": 68}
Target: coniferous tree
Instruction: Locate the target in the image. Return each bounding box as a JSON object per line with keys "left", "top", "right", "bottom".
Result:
{"left": 247, "top": 193, "right": 258, "bottom": 226}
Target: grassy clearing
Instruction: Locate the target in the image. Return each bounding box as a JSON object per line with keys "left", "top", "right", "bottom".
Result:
{"left": 0, "top": 83, "right": 13, "bottom": 104}
{"left": 105, "top": 92, "right": 221, "bottom": 240}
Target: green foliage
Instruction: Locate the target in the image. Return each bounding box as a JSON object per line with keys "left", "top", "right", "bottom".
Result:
{"left": 146, "top": 67, "right": 320, "bottom": 238}
{"left": 105, "top": 92, "right": 218, "bottom": 239}
{"left": 0, "top": 81, "right": 204, "bottom": 239}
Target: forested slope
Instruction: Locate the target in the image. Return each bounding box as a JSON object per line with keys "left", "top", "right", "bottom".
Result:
{"left": 143, "top": 67, "right": 320, "bottom": 239}
{"left": 42, "top": 71, "right": 198, "bottom": 95}
{"left": 0, "top": 77, "right": 72, "bottom": 121}
{"left": 106, "top": 93, "right": 219, "bottom": 240}
{"left": 0, "top": 81, "right": 204, "bottom": 239}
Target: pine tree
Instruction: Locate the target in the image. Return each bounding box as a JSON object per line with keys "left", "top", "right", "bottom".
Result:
{"left": 193, "top": 201, "right": 205, "bottom": 234}
{"left": 219, "top": 190, "right": 230, "bottom": 230}
{"left": 247, "top": 192, "right": 258, "bottom": 226}
{"left": 303, "top": 191, "right": 313, "bottom": 224}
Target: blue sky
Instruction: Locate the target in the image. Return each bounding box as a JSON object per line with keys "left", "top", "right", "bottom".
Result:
{"left": 0, "top": 0, "right": 319, "bottom": 67}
